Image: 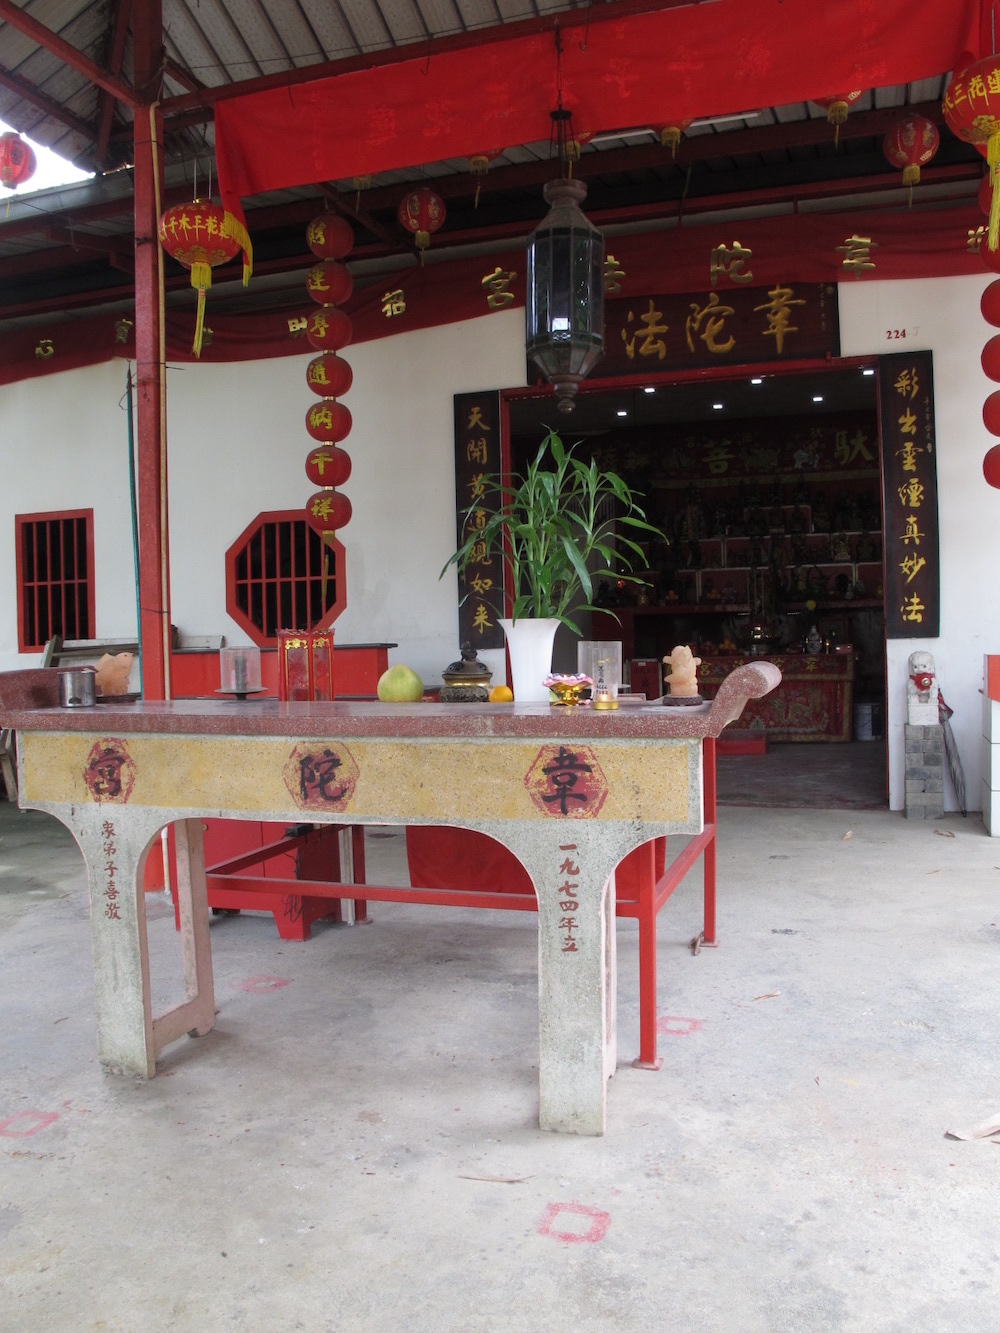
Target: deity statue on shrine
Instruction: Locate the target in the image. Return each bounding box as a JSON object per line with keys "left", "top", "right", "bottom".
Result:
{"left": 663, "top": 644, "right": 702, "bottom": 701}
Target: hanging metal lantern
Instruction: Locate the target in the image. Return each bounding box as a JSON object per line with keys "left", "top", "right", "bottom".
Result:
{"left": 158, "top": 198, "right": 252, "bottom": 356}
{"left": 0, "top": 131, "right": 36, "bottom": 189}
{"left": 397, "top": 187, "right": 446, "bottom": 253}
{"left": 526, "top": 174, "right": 605, "bottom": 414}
{"left": 882, "top": 114, "right": 939, "bottom": 199}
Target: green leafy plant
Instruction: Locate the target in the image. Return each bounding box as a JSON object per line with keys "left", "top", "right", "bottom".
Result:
{"left": 443, "top": 429, "right": 667, "bottom": 634}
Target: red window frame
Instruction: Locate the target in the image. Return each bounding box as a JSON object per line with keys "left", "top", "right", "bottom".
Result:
{"left": 225, "top": 510, "right": 347, "bottom": 646}
{"left": 15, "top": 509, "right": 96, "bottom": 653}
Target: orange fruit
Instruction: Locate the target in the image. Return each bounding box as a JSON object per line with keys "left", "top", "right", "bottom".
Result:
{"left": 489, "top": 684, "right": 514, "bottom": 703}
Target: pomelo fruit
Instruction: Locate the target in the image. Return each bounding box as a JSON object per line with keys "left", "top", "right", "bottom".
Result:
{"left": 376, "top": 663, "right": 424, "bottom": 702}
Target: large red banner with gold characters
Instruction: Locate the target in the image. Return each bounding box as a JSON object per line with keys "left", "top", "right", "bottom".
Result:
{"left": 880, "top": 350, "right": 940, "bottom": 638}
{"left": 452, "top": 390, "right": 505, "bottom": 650}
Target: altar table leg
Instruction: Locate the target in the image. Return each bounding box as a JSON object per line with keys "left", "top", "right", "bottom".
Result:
{"left": 79, "top": 813, "right": 214, "bottom": 1077}
{"left": 533, "top": 850, "right": 616, "bottom": 1137}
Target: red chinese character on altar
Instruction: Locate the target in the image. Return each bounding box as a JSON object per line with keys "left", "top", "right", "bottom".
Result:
{"left": 284, "top": 743, "right": 359, "bottom": 811}
{"left": 525, "top": 745, "right": 608, "bottom": 818}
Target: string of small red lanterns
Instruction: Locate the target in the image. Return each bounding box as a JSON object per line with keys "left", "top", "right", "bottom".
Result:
{"left": 304, "top": 214, "right": 355, "bottom": 553}
{"left": 0, "top": 131, "right": 37, "bottom": 190}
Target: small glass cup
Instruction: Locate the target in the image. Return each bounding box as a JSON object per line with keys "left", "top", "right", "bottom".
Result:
{"left": 220, "top": 645, "right": 262, "bottom": 696}
{"left": 577, "top": 641, "right": 622, "bottom": 710}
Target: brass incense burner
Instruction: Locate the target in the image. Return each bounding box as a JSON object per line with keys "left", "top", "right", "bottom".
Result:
{"left": 440, "top": 643, "right": 492, "bottom": 703}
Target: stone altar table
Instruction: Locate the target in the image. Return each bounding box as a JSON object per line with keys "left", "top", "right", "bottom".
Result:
{"left": 0, "top": 661, "right": 779, "bottom": 1136}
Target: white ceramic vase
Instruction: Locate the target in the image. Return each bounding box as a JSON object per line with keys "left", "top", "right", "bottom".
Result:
{"left": 499, "top": 616, "right": 560, "bottom": 703}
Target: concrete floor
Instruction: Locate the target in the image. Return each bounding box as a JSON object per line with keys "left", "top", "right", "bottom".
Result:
{"left": 2, "top": 791, "right": 1000, "bottom": 1332}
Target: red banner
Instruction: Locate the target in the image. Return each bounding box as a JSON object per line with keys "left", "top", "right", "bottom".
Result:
{"left": 214, "top": 0, "right": 983, "bottom": 216}
{"left": 0, "top": 202, "right": 987, "bottom": 387}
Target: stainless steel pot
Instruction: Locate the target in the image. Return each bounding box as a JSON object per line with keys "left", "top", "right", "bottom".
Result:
{"left": 58, "top": 666, "right": 97, "bottom": 708}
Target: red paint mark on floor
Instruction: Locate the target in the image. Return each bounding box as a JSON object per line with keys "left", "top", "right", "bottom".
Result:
{"left": 537, "top": 1201, "right": 611, "bottom": 1244}
{"left": 0, "top": 1110, "right": 59, "bottom": 1138}
{"left": 237, "top": 975, "right": 292, "bottom": 994}
{"left": 656, "top": 1015, "right": 704, "bottom": 1036}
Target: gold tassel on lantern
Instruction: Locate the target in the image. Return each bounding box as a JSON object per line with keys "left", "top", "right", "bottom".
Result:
{"left": 188, "top": 260, "right": 212, "bottom": 359}
{"left": 988, "top": 130, "right": 1000, "bottom": 253}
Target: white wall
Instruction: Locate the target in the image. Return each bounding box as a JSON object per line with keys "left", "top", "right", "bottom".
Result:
{"left": 1, "top": 280, "right": 994, "bottom": 812}
{"left": 0, "top": 360, "right": 142, "bottom": 669}
{"left": 839, "top": 274, "right": 995, "bottom": 811}
{"left": 0, "top": 311, "right": 526, "bottom": 687}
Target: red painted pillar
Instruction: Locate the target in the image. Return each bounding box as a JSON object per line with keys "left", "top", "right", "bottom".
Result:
{"left": 132, "top": 1, "right": 170, "bottom": 699}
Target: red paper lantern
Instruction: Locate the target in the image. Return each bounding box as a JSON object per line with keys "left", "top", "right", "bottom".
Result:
{"left": 305, "top": 353, "right": 353, "bottom": 398}
{"left": 305, "top": 399, "right": 353, "bottom": 443}
{"left": 983, "top": 336, "right": 1000, "bottom": 382}
{"left": 306, "top": 306, "right": 353, "bottom": 351}
{"left": 306, "top": 259, "right": 353, "bottom": 306}
{"left": 397, "top": 187, "right": 446, "bottom": 251}
{"left": 944, "top": 59, "right": 1000, "bottom": 250}
{"left": 306, "top": 214, "right": 354, "bottom": 260}
{"left": 306, "top": 445, "right": 352, "bottom": 488}
{"left": 882, "top": 115, "right": 939, "bottom": 192}
{"left": 0, "top": 131, "right": 36, "bottom": 189}
{"left": 158, "top": 198, "right": 252, "bottom": 355}
{"left": 983, "top": 389, "right": 1000, "bottom": 436}
{"left": 982, "top": 279, "right": 1000, "bottom": 326}
{"left": 306, "top": 489, "right": 352, "bottom": 531}
{"left": 657, "top": 120, "right": 693, "bottom": 158}
{"left": 812, "top": 92, "right": 864, "bottom": 145}
{"left": 985, "top": 443, "right": 1000, "bottom": 488}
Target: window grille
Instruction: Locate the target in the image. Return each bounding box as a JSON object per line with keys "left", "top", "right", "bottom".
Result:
{"left": 15, "top": 510, "right": 94, "bottom": 652}
{"left": 225, "top": 512, "right": 346, "bottom": 645}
